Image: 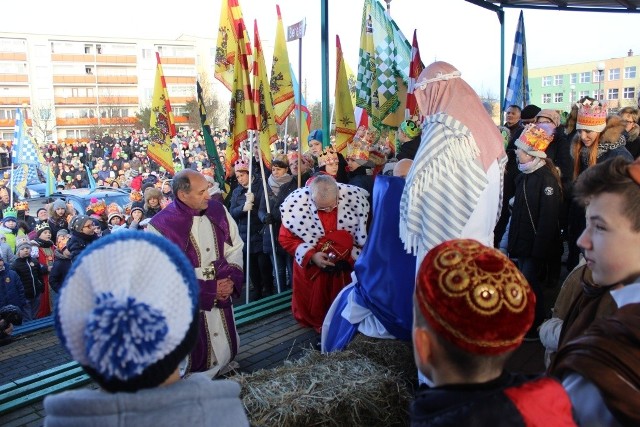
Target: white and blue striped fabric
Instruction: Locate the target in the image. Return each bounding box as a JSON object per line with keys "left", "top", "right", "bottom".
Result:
{"left": 503, "top": 11, "right": 530, "bottom": 111}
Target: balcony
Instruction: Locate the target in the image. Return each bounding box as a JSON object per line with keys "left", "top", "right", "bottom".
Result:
{"left": 96, "top": 75, "right": 137, "bottom": 84}
{"left": 53, "top": 75, "right": 97, "bottom": 84}
{"left": 51, "top": 54, "right": 96, "bottom": 62}
{"left": 159, "top": 57, "right": 195, "bottom": 65}
{"left": 95, "top": 55, "right": 136, "bottom": 64}
{"left": 165, "top": 76, "right": 196, "bottom": 84}
{"left": 98, "top": 96, "right": 138, "bottom": 104}
{"left": 0, "top": 52, "right": 27, "bottom": 61}
{"left": 0, "top": 97, "right": 31, "bottom": 105}
{"left": 0, "top": 118, "right": 32, "bottom": 128}
{"left": 54, "top": 96, "right": 96, "bottom": 105}
{"left": 56, "top": 117, "right": 138, "bottom": 126}
{"left": 0, "top": 74, "right": 28, "bottom": 82}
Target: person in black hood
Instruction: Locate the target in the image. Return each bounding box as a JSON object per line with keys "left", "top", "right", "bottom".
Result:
{"left": 396, "top": 118, "right": 422, "bottom": 161}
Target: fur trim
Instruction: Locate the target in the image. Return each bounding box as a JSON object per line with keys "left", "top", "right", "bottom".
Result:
{"left": 601, "top": 116, "right": 626, "bottom": 145}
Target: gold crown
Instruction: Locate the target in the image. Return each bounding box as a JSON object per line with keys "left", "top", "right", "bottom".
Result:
{"left": 35, "top": 222, "right": 50, "bottom": 233}
{"left": 14, "top": 201, "right": 29, "bottom": 211}
{"left": 107, "top": 202, "right": 122, "bottom": 216}
{"left": 318, "top": 148, "right": 339, "bottom": 167}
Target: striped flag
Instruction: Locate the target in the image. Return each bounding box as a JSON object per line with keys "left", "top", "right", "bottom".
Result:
{"left": 148, "top": 53, "right": 176, "bottom": 175}
{"left": 405, "top": 30, "right": 424, "bottom": 119}
{"left": 334, "top": 35, "right": 356, "bottom": 155}
{"left": 12, "top": 164, "right": 29, "bottom": 198}
{"left": 270, "top": 5, "right": 295, "bottom": 125}
{"left": 290, "top": 65, "right": 311, "bottom": 152}
{"left": 197, "top": 81, "right": 228, "bottom": 192}
{"left": 226, "top": 22, "right": 255, "bottom": 176}
{"left": 215, "top": 0, "right": 252, "bottom": 91}
{"left": 45, "top": 165, "right": 55, "bottom": 197}
{"left": 253, "top": 20, "right": 277, "bottom": 169}
{"left": 503, "top": 11, "right": 530, "bottom": 110}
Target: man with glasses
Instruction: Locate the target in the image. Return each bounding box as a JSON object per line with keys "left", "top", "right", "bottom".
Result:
{"left": 618, "top": 106, "right": 640, "bottom": 159}
{"left": 279, "top": 174, "right": 369, "bottom": 334}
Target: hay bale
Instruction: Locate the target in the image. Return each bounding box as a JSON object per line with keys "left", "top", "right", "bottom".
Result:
{"left": 236, "top": 337, "right": 417, "bottom": 427}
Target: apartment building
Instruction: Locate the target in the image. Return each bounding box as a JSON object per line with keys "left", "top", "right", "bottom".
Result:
{"left": 0, "top": 32, "right": 217, "bottom": 145}
{"left": 528, "top": 50, "right": 640, "bottom": 113}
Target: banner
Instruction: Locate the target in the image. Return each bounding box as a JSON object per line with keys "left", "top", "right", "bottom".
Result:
{"left": 270, "top": 4, "right": 295, "bottom": 125}
{"left": 406, "top": 29, "right": 424, "bottom": 119}
{"left": 148, "top": 52, "right": 176, "bottom": 174}
{"left": 253, "top": 20, "right": 277, "bottom": 169}
{"left": 290, "top": 65, "right": 311, "bottom": 152}
{"left": 503, "top": 11, "right": 530, "bottom": 110}
{"left": 215, "top": 0, "right": 252, "bottom": 91}
{"left": 334, "top": 35, "right": 356, "bottom": 155}
{"left": 197, "top": 81, "right": 228, "bottom": 191}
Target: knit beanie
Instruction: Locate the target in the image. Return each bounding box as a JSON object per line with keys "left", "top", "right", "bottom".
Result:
{"left": 35, "top": 222, "right": 51, "bottom": 237}
{"left": 52, "top": 199, "right": 67, "bottom": 211}
{"left": 15, "top": 237, "right": 33, "bottom": 253}
{"left": 70, "top": 215, "right": 92, "bottom": 233}
{"left": 55, "top": 231, "right": 199, "bottom": 392}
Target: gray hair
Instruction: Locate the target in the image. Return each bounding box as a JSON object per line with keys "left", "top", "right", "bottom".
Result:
{"left": 309, "top": 174, "right": 338, "bottom": 202}
{"left": 172, "top": 170, "right": 193, "bottom": 196}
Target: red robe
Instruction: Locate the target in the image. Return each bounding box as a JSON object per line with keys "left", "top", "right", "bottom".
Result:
{"left": 36, "top": 245, "right": 55, "bottom": 318}
{"left": 279, "top": 210, "right": 353, "bottom": 332}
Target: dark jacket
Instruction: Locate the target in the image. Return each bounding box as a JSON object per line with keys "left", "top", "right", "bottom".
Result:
{"left": 410, "top": 372, "right": 575, "bottom": 426}
{"left": 397, "top": 135, "right": 421, "bottom": 161}
{"left": 347, "top": 166, "right": 374, "bottom": 199}
{"left": 11, "top": 256, "right": 46, "bottom": 300}
{"left": 0, "top": 267, "right": 25, "bottom": 310}
{"left": 229, "top": 178, "right": 264, "bottom": 254}
{"left": 48, "top": 248, "right": 72, "bottom": 294}
{"left": 258, "top": 177, "right": 294, "bottom": 254}
{"left": 508, "top": 164, "right": 561, "bottom": 259}
{"left": 67, "top": 230, "right": 98, "bottom": 261}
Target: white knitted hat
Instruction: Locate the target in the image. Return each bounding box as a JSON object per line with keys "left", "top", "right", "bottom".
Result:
{"left": 55, "top": 231, "right": 199, "bottom": 392}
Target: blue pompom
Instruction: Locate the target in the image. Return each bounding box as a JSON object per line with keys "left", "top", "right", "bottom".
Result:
{"left": 85, "top": 292, "right": 168, "bottom": 380}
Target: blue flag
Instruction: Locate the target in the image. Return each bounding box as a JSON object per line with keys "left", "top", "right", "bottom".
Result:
{"left": 86, "top": 164, "right": 96, "bottom": 190}
{"left": 503, "top": 11, "right": 530, "bottom": 110}
{"left": 12, "top": 109, "right": 40, "bottom": 166}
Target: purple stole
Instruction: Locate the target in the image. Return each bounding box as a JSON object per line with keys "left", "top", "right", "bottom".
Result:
{"left": 150, "top": 198, "right": 243, "bottom": 372}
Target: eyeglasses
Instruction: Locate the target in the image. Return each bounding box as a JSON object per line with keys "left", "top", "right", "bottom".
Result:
{"left": 314, "top": 196, "right": 339, "bottom": 213}
{"left": 83, "top": 224, "right": 94, "bottom": 229}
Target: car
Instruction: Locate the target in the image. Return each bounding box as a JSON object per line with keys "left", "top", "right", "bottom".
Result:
{"left": 46, "top": 187, "right": 132, "bottom": 216}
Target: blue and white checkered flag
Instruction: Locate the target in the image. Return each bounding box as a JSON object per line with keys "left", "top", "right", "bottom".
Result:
{"left": 12, "top": 109, "right": 40, "bottom": 165}
{"left": 503, "top": 11, "right": 530, "bottom": 111}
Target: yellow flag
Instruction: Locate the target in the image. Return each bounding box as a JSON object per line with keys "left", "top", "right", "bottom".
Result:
{"left": 270, "top": 5, "right": 295, "bottom": 125}
{"left": 253, "top": 20, "right": 277, "bottom": 169}
{"left": 215, "top": 0, "right": 252, "bottom": 91}
{"left": 148, "top": 53, "right": 176, "bottom": 174}
{"left": 345, "top": 60, "right": 357, "bottom": 108}
{"left": 334, "top": 35, "right": 356, "bottom": 155}
{"left": 225, "top": 23, "right": 255, "bottom": 176}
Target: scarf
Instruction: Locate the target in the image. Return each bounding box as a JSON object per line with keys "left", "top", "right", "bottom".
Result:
{"left": 579, "top": 134, "right": 626, "bottom": 166}
{"left": 268, "top": 173, "right": 293, "bottom": 196}
{"left": 517, "top": 157, "right": 545, "bottom": 174}
{"left": 34, "top": 237, "right": 54, "bottom": 248}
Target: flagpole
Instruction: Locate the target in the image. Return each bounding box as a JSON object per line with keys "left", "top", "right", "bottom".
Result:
{"left": 245, "top": 136, "right": 253, "bottom": 304}
{"left": 257, "top": 147, "right": 281, "bottom": 294}
{"left": 287, "top": 18, "right": 306, "bottom": 188}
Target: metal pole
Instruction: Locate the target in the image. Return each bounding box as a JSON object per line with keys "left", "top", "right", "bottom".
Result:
{"left": 298, "top": 38, "right": 303, "bottom": 188}
{"left": 321, "top": 0, "right": 330, "bottom": 148}
{"left": 245, "top": 136, "right": 253, "bottom": 304}
{"left": 257, "top": 154, "right": 281, "bottom": 293}
{"left": 499, "top": 10, "right": 505, "bottom": 120}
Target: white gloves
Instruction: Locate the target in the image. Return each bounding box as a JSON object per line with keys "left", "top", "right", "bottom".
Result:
{"left": 242, "top": 201, "right": 254, "bottom": 212}
{"left": 245, "top": 192, "right": 254, "bottom": 203}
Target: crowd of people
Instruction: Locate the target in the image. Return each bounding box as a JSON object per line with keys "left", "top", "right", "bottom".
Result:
{"left": 0, "top": 59, "right": 639, "bottom": 426}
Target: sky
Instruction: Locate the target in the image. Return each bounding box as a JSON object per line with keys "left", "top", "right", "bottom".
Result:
{"left": 3, "top": 0, "right": 639, "bottom": 103}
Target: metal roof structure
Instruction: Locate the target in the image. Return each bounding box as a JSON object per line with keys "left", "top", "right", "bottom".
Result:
{"left": 466, "top": 0, "right": 640, "bottom": 14}
{"left": 464, "top": 0, "right": 640, "bottom": 114}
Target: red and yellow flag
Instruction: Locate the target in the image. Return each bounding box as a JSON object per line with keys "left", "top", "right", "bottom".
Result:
{"left": 215, "top": 0, "right": 252, "bottom": 91}
{"left": 406, "top": 29, "right": 424, "bottom": 119}
{"left": 225, "top": 22, "right": 255, "bottom": 176}
{"left": 148, "top": 52, "right": 176, "bottom": 174}
{"left": 270, "top": 5, "right": 295, "bottom": 125}
{"left": 334, "top": 35, "right": 356, "bottom": 155}
{"left": 253, "top": 20, "right": 277, "bottom": 169}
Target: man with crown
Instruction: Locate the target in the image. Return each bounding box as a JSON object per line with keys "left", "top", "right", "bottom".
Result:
{"left": 148, "top": 169, "right": 244, "bottom": 378}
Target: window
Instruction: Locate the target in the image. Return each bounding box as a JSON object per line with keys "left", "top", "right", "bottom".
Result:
{"left": 554, "top": 75, "right": 563, "bottom": 86}
{"left": 0, "top": 109, "right": 17, "bottom": 120}
{"left": 39, "top": 109, "right": 52, "bottom": 120}
{"left": 570, "top": 73, "right": 577, "bottom": 84}
{"left": 624, "top": 66, "right": 636, "bottom": 79}
{"left": 593, "top": 90, "right": 604, "bottom": 101}
{"left": 579, "top": 90, "right": 590, "bottom": 99}
{"left": 623, "top": 87, "right": 635, "bottom": 99}
{"left": 607, "top": 88, "right": 619, "bottom": 100}
{"left": 84, "top": 44, "right": 92, "bottom": 54}
{"left": 96, "top": 44, "right": 102, "bottom": 54}
{"left": 593, "top": 71, "right": 603, "bottom": 82}
{"left": 608, "top": 68, "right": 620, "bottom": 81}
{"left": 554, "top": 93, "right": 563, "bottom": 103}
{"left": 579, "top": 72, "right": 591, "bottom": 83}
{"left": 542, "top": 93, "right": 552, "bottom": 103}
{"left": 142, "top": 48, "right": 153, "bottom": 59}
{"left": 542, "top": 76, "right": 552, "bottom": 87}
{"left": 85, "top": 66, "right": 94, "bottom": 75}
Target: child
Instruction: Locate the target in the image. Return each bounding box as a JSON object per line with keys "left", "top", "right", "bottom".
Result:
{"left": 44, "top": 231, "right": 249, "bottom": 426}
{"left": 66, "top": 215, "right": 99, "bottom": 261}
{"left": 549, "top": 157, "right": 640, "bottom": 426}
{"left": 411, "top": 239, "right": 576, "bottom": 426}
{"left": 0, "top": 208, "right": 25, "bottom": 253}
{"left": 48, "top": 230, "right": 71, "bottom": 309}
{"left": 33, "top": 223, "right": 55, "bottom": 318}
{"left": 11, "top": 238, "right": 46, "bottom": 322}
{"left": 47, "top": 199, "right": 69, "bottom": 241}
{"left": 507, "top": 124, "right": 562, "bottom": 337}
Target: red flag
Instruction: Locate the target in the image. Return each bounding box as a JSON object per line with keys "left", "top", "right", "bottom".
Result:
{"left": 253, "top": 20, "right": 277, "bottom": 169}
{"left": 405, "top": 30, "right": 424, "bottom": 119}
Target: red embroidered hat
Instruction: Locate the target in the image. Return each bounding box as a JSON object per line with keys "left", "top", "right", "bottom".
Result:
{"left": 415, "top": 239, "right": 535, "bottom": 355}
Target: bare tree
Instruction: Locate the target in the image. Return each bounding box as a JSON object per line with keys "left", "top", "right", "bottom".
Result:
{"left": 29, "top": 102, "right": 56, "bottom": 144}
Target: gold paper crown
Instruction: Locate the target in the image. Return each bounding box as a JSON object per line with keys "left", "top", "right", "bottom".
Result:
{"left": 516, "top": 124, "right": 553, "bottom": 154}
{"left": 107, "top": 202, "right": 122, "bottom": 216}
{"left": 577, "top": 101, "right": 607, "bottom": 131}
{"left": 87, "top": 199, "right": 106, "bottom": 215}
{"left": 129, "top": 190, "right": 143, "bottom": 202}
{"left": 318, "top": 148, "right": 339, "bottom": 167}
{"left": 35, "top": 222, "right": 50, "bottom": 233}
{"left": 14, "top": 201, "right": 29, "bottom": 211}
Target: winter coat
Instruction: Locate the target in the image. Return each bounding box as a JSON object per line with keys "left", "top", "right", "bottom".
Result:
{"left": 0, "top": 267, "right": 25, "bottom": 311}
{"left": 258, "top": 180, "right": 291, "bottom": 254}
{"left": 229, "top": 178, "right": 264, "bottom": 254}
{"left": 67, "top": 230, "right": 98, "bottom": 261}
{"left": 347, "top": 166, "right": 374, "bottom": 199}
{"left": 47, "top": 214, "right": 69, "bottom": 242}
{"left": 48, "top": 249, "right": 72, "bottom": 294}
{"left": 396, "top": 135, "right": 421, "bottom": 161}
{"left": 508, "top": 165, "right": 561, "bottom": 259}
{"left": 11, "top": 256, "right": 46, "bottom": 300}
